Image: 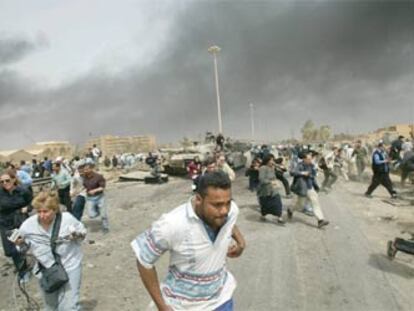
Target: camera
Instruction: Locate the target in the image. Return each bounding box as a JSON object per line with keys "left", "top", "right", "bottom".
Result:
{"left": 7, "top": 229, "right": 22, "bottom": 243}
{"left": 68, "top": 225, "right": 86, "bottom": 240}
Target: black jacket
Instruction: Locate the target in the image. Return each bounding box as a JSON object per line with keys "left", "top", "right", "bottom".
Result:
{"left": 0, "top": 186, "right": 33, "bottom": 217}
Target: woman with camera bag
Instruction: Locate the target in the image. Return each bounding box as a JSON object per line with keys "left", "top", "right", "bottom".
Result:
{"left": 17, "top": 190, "right": 86, "bottom": 311}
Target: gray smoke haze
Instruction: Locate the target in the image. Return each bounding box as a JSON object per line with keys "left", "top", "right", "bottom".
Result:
{"left": 1, "top": 0, "right": 414, "bottom": 149}
{"left": 0, "top": 37, "right": 37, "bottom": 65}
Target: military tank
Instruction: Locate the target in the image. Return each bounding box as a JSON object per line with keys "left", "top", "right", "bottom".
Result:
{"left": 162, "top": 141, "right": 249, "bottom": 176}
{"left": 162, "top": 143, "right": 215, "bottom": 176}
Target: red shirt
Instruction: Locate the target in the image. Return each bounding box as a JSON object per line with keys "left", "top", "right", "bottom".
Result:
{"left": 187, "top": 161, "right": 202, "bottom": 179}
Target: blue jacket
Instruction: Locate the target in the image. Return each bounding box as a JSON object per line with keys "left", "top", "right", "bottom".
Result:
{"left": 290, "top": 162, "right": 319, "bottom": 197}
{"left": 372, "top": 149, "right": 389, "bottom": 174}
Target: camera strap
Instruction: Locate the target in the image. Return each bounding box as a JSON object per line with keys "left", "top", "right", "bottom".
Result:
{"left": 50, "top": 213, "right": 63, "bottom": 264}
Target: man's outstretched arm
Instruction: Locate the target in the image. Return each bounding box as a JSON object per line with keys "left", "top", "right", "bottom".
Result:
{"left": 136, "top": 260, "right": 172, "bottom": 311}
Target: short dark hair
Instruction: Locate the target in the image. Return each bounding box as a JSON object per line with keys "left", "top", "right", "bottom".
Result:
{"left": 197, "top": 171, "right": 231, "bottom": 198}
{"left": 302, "top": 152, "right": 312, "bottom": 159}
{"left": 203, "top": 157, "right": 216, "bottom": 167}
{"left": 310, "top": 150, "right": 319, "bottom": 157}
{"left": 274, "top": 157, "right": 284, "bottom": 164}
{"left": 85, "top": 163, "right": 95, "bottom": 169}
{"left": 262, "top": 154, "right": 275, "bottom": 166}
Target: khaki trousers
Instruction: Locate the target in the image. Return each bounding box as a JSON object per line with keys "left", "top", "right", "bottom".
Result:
{"left": 293, "top": 188, "right": 324, "bottom": 221}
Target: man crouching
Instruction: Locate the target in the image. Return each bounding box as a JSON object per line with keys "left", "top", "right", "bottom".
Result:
{"left": 131, "top": 171, "right": 246, "bottom": 311}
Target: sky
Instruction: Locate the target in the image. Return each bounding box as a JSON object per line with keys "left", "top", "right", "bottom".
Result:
{"left": 0, "top": 0, "right": 414, "bottom": 149}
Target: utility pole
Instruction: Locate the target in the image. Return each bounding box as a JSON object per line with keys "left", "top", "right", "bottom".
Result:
{"left": 208, "top": 45, "right": 223, "bottom": 134}
{"left": 249, "top": 103, "right": 255, "bottom": 141}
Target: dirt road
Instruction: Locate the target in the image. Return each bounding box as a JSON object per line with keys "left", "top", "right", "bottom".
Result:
{"left": 1, "top": 172, "right": 413, "bottom": 310}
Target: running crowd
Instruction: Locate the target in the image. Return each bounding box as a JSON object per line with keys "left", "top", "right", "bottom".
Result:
{"left": 0, "top": 134, "right": 413, "bottom": 310}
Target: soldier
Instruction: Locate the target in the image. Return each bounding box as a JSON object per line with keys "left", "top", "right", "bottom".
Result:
{"left": 352, "top": 140, "right": 368, "bottom": 180}
{"left": 216, "top": 133, "right": 225, "bottom": 151}
{"left": 400, "top": 150, "right": 414, "bottom": 186}
{"left": 111, "top": 155, "right": 118, "bottom": 169}
{"left": 319, "top": 147, "right": 338, "bottom": 191}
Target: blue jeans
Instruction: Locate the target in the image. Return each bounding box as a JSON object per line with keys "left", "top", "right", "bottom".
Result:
{"left": 215, "top": 299, "right": 234, "bottom": 311}
{"left": 86, "top": 194, "right": 109, "bottom": 230}
{"left": 72, "top": 196, "right": 86, "bottom": 221}
{"left": 40, "top": 265, "right": 82, "bottom": 311}
{"left": 248, "top": 178, "right": 259, "bottom": 191}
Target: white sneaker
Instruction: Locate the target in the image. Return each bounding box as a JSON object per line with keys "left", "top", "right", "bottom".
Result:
{"left": 18, "top": 271, "right": 31, "bottom": 285}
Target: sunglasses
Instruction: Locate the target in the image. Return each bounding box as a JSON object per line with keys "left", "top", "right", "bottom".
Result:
{"left": 0, "top": 179, "right": 12, "bottom": 184}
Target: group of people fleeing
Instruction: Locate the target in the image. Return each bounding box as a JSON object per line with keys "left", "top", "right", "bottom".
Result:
{"left": 0, "top": 156, "right": 109, "bottom": 310}
{"left": 245, "top": 148, "right": 330, "bottom": 228}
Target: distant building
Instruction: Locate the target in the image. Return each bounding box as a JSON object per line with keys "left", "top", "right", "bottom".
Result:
{"left": 0, "top": 150, "right": 35, "bottom": 163}
{"left": 356, "top": 123, "right": 414, "bottom": 144}
{"left": 0, "top": 141, "right": 81, "bottom": 164}
{"left": 85, "top": 135, "right": 156, "bottom": 156}
{"left": 26, "top": 141, "right": 74, "bottom": 160}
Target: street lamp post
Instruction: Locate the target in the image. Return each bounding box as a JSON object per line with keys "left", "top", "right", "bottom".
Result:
{"left": 249, "top": 103, "right": 255, "bottom": 141}
{"left": 208, "top": 45, "right": 223, "bottom": 134}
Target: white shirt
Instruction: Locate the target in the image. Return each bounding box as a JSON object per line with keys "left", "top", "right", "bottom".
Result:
{"left": 131, "top": 199, "right": 239, "bottom": 311}
{"left": 218, "top": 162, "right": 236, "bottom": 181}
{"left": 70, "top": 171, "right": 86, "bottom": 198}
{"left": 92, "top": 147, "right": 101, "bottom": 158}
{"left": 19, "top": 212, "right": 86, "bottom": 273}
{"left": 324, "top": 151, "right": 335, "bottom": 169}
{"left": 402, "top": 141, "right": 413, "bottom": 152}
{"left": 344, "top": 147, "right": 354, "bottom": 160}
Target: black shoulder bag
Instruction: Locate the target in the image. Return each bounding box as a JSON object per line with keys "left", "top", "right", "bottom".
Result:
{"left": 39, "top": 213, "right": 69, "bottom": 293}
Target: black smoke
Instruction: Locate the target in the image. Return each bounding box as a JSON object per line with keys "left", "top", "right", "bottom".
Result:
{"left": 1, "top": 0, "right": 414, "bottom": 149}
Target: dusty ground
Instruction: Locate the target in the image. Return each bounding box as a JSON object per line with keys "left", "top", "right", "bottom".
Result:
{"left": 1, "top": 170, "right": 414, "bottom": 311}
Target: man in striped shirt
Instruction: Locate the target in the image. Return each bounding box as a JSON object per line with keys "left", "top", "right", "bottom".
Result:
{"left": 131, "top": 171, "right": 246, "bottom": 310}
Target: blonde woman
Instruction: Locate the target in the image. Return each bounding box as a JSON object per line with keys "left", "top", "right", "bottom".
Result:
{"left": 17, "top": 190, "right": 86, "bottom": 311}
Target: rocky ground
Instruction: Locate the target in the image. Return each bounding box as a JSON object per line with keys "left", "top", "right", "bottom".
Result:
{"left": 1, "top": 170, "right": 414, "bottom": 311}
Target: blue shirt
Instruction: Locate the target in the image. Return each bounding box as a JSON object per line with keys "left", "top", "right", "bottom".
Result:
{"left": 21, "top": 165, "right": 32, "bottom": 175}
{"left": 373, "top": 149, "right": 389, "bottom": 173}
{"left": 42, "top": 160, "right": 52, "bottom": 172}
{"left": 203, "top": 222, "right": 220, "bottom": 243}
{"left": 17, "top": 170, "right": 32, "bottom": 187}
{"left": 373, "top": 151, "right": 388, "bottom": 165}
{"left": 51, "top": 169, "right": 72, "bottom": 189}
